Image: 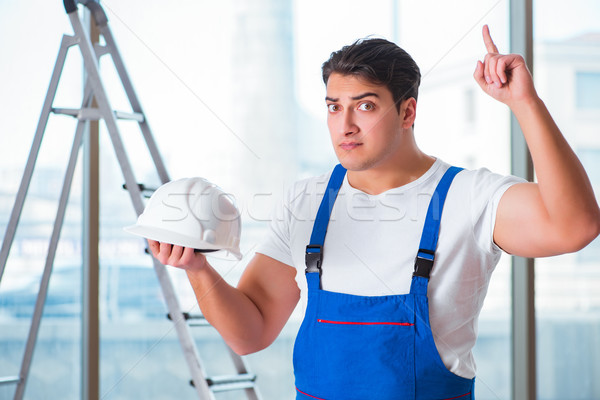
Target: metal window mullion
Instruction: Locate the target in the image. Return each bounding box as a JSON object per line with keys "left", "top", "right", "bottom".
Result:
{"left": 509, "top": 0, "right": 536, "bottom": 399}
{"left": 82, "top": 9, "right": 100, "bottom": 400}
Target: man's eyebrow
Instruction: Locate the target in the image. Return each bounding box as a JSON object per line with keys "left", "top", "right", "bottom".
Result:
{"left": 351, "top": 92, "right": 379, "bottom": 100}
{"left": 325, "top": 92, "right": 379, "bottom": 102}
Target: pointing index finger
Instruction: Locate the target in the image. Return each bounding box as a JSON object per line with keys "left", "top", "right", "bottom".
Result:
{"left": 483, "top": 24, "right": 499, "bottom": 54}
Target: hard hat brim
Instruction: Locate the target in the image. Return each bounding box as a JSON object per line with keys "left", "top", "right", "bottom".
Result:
{"left": 124, "top": 224, "right": 242, "bottom": 260}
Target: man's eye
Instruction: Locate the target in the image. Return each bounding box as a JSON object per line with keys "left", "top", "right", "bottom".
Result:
{"left": 358, "top": 103, "right": 374, "bottom": 111}
{"left": 327, "top": 104, "right": 340, "bottom": 112}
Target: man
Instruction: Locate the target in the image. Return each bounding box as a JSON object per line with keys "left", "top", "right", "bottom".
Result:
{"left": 148, "top": 26, "right": 600, "bottom": 399}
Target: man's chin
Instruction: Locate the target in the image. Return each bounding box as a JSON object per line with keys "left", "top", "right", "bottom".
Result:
{"left": 335, "top": 158, "right": 373, "bottom": 172}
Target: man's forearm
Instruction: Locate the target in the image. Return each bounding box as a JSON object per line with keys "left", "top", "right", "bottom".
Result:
{"left": 185, "top": 262, "right": 267, "bottom": 355}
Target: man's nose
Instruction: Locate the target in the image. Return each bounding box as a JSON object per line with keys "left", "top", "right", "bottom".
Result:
{"left": 340, "top": 110, "right": 358, "bottom": 136}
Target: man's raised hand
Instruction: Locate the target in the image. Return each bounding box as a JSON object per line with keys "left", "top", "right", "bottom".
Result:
{"left": 473, "top": 25, "right": 537, "bottom": 107}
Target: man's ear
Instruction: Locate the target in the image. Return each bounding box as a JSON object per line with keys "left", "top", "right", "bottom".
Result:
{"left": 401, "top": 98, "right": 417, "bottom": 129}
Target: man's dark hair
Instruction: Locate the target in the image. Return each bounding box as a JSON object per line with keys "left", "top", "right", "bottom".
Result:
{"left": 322, "top": 38, "right": 421, "bottom": 112}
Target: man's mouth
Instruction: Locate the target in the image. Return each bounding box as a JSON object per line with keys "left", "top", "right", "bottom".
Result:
{"left": 339, "top": 142, "right": 362, "bottom": 151}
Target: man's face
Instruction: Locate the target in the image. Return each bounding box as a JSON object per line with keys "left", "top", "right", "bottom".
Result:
{"left": 325, "top": 73, "right": 410, "bottom": 172}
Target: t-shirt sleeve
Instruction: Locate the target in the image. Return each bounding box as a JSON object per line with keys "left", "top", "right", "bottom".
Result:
{"left": 468, "top": 168, "right": 527, "bottom": 256}
{"left": 255, "top": 187, "right": 295, "bottom": 267}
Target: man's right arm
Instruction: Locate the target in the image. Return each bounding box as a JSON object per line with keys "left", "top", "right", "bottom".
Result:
{"left": 149, "top": 240, "right": 300, "bottom": 355}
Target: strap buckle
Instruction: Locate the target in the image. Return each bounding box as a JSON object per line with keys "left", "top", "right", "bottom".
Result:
{"left": 413, "top": 248, "right": 435, "bottom": 279}
{"left": 305, "top": 245, "right": 323, "bottom": 274}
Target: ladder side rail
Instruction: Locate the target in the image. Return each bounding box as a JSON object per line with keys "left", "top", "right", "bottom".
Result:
{"left": 68, "top": 11, "right": 214, "bottom": 399}
{"left": 151, "top": 257, "right": 215, "bottom": 399}
{"left": 67, "top": 11, "right": 145, "bottom": 214}
{"left": 13, "top": 116, "right": 87, "bottom": 400}
{"left": 226, "top": 347, "right": 261, "bottom": 400}
{"left": 99, "top": 25, "right": 170, "bottom": 184}
{"left": 244, "top": 383, "right": 261, "bottom": 399}
{"left": 0, "top": 35, "right": 78, "bottom": 283}
{"left": 93, "top": 42, "right": 111, "bottom": 58}
{"left": 226, "top": 346, "right": 249, "bottom": 375}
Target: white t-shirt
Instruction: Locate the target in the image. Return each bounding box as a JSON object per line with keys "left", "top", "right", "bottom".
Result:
{"left": 256, "top": 159, "right": 525, "bottom": 379}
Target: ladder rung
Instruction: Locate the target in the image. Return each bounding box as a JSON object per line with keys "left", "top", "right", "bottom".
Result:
{"left": 188, "top": 319, "right": 211, "bottom": 327}
{"left": 167, "top": 312, "right": 211, "bottom": 327}
{"left": 184, "top": 312, "right": 211, "bottom": 327}
{"left": 52, "top": 107, "right": 87, "bottom": 118}
{"left": 0, "top": 376, "right": 20, "bottom": 385}
{"left": 189, "top": 374, "right": 257, "bottom": 392}
{"left": 114, "top": 110, "right": 145, "bottom": 122}
{"left": 122, "top": 183, "right": 157, "bottom": 198}
{"left": 210, "top": 380, "right": 257, "bottom": 393}
{"left": 207, "top": 373, "right": 256, "bottom": 386}
{"left": 51, "top": 107, "right": 144, "bottom": 122}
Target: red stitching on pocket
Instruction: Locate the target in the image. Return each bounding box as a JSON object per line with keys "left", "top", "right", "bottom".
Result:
{"left": 296, "top": 386, "right": 326, "bottom": 399}
{"left": 317, "top": 319, "right": 414, "bottom": 326}
{"left": 442, "top": 392, "right": 471, "bottom": 400}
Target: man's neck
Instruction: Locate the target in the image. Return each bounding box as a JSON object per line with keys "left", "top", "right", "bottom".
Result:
{"left": 346, "top": 152, "right": 436, "bottom": 195}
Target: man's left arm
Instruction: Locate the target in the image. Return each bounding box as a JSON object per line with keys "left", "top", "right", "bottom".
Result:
{"left": 474, "top": 25, "right": 600, "bottom": 258}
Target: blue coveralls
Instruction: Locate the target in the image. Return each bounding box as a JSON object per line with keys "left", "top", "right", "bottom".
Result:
{"left": 293, "top": 164, "right": 475, "bottom": 399}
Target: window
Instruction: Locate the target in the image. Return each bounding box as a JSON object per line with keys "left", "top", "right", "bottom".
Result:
{"left": 576, "top": 149, "right": 600, "bottom": 263}
{"left": 0, "top": 3, "right": 82, "bottom": 399}
{"left": 534, "top": 2, "right": 600, "bottom": 398}
{"left": 576, "top": 71, "right": 600, "bottom": 109}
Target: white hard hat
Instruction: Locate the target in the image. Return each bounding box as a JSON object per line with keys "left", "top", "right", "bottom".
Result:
{"left": 124, "top": 177, "right": 242, "bottom": 260}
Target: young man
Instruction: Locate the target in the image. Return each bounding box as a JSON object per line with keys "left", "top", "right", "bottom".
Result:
{"left": 148, "top": 26, "right": 600, "bottom": 399}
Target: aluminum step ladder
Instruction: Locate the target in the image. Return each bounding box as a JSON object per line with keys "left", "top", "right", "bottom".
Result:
{"left": 0, "top": 1, "right": 260, "bottom": 399}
